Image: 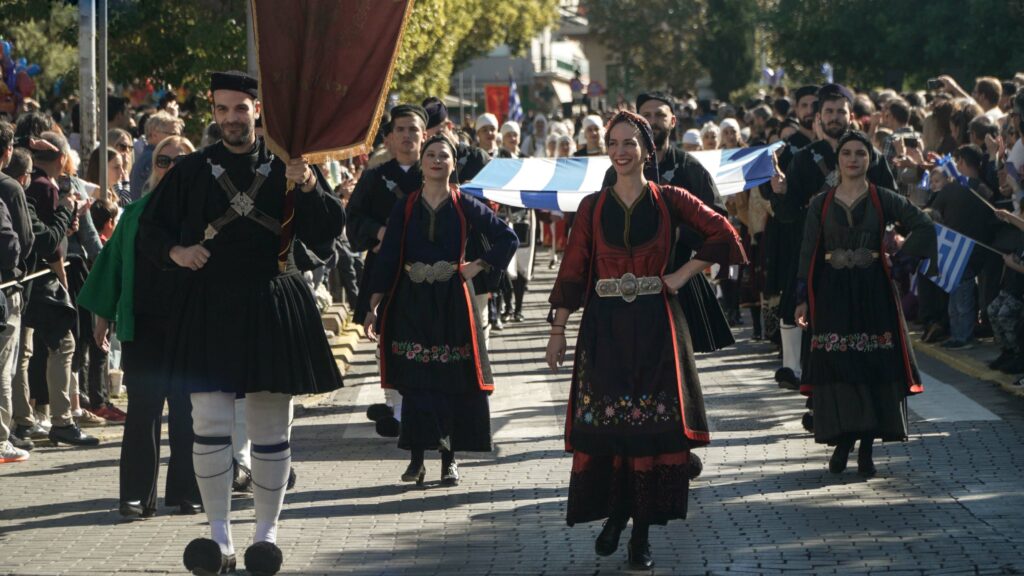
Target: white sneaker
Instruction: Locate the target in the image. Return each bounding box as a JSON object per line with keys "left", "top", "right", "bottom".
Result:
{"left": 34, "top": 410, "right": 51, "bottom": 431}
{"left": 0, "top": 441, "right": 30, "bottom": 463}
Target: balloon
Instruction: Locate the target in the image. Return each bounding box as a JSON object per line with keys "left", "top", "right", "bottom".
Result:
{"left": 1, "top": 41, "right": 10, "bottom": 59}
{"left": 26, "top": 64, "right": 41, "bottom": 77}
{"left": 15, "top": 70, "right": 35, "bottom": 99}
{"left": 15, "top": 57, "right": 26, "bottom": 69}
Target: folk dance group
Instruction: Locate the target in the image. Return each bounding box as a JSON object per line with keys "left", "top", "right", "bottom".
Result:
{"left": 87, "top": 71, "right": 936, "bottom": 575}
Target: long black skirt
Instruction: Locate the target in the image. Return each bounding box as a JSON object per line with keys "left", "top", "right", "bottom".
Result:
{"left": 165, "top": 270, "right": 344, "bottom": 396}
{"left": 678, "top": 273, "right": 734, "bottom": 353}
{"left": 805, "top": 262, "right": 911, "bottom": 444}
{"left": 384, "top": 274, "right": 492, "bottom": 453}
{"left": 566, "top": 293, "right": 707, "bottom": 526}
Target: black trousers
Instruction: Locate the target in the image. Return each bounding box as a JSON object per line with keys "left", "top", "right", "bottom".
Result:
{"left": 119, "top": 319, "right": 199, "bottom": 509}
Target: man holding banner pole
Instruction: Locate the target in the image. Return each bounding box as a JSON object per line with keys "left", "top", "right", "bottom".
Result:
{"left": 140, "top": 70, "right": 346, "bottom": 576}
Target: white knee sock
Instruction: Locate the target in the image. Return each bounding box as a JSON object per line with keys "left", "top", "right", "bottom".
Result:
{"left": 780, "top": 323, "right": 803, "bottom": 378}
{"left": 384, "top": 388, "right": 402, "bottom": 422}
{"left": 191, "top": 392, "right": 236, "bottom": 556}
{"left": 247, "top": 392, "right": 293, "bottom": 544}
{"left": 232, "top": 398, "right": 251, "bottom": 469}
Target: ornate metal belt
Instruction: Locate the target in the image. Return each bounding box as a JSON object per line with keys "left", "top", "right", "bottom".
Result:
{"left": 595, "top": 272, "right": 663, "bottom": 303}
{"left": 404, "top": 261, "right": 458, "bottom": 284}
{"left": 824, "top": 248, "right": 880, "bottom": 269}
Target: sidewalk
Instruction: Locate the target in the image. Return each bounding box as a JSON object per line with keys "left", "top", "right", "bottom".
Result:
{"left": 911, "top": 328, "right": 1024, "bottom": 399}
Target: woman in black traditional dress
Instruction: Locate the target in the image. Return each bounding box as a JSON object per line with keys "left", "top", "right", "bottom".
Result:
{"left": 364, "top": 133, "right": 517, "bottom": 486}
{"left": 795, "top": 130, "right": 936, "bottom": 477}
{"left": 545, "top": 111, "right": 745, "bottom": 570}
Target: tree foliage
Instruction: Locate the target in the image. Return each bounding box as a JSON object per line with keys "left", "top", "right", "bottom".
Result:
{"left": 766, "top": 0, "right": 1024, "bottom": 88}
{"left": 584, "top": 0, "right": 705, "bottom": 97}
{"left": 0, "top": 1, "right": 78, "bottom": 101}
{"left": 696, "top": 0, "right": 757, "bottom": 98}
{"left": 108, "top": 0, "right": 247, "bottom": 97}
{"left": 391, "top": 0, "right": 559, "bottom": 102}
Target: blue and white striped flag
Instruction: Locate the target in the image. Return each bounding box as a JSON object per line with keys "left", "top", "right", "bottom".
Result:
{"left": 462, "top": 142, "right": 783, "bottom": 211}
{"left": 935, "top": 154, "right": 969, "bottom": 187}
{"left": 508, "top": 75, "right": 523, "bottom": 123}
{"left": 920, "top": 223, "right": 976, "bottom": 293}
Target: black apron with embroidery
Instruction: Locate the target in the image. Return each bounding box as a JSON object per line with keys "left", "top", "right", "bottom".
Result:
{"left": 805, "top": 196, "right": 908, "bottom": 444}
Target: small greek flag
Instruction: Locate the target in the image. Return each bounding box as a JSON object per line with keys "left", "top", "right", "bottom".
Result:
{"left": 462, "top": 142, "right": 783, "bottom": 211}
{"left": 508, "top": 75, "right": 523, "bottom": 124}
{"left": 935, "top": 154, "right": 969, "bottom": 187}
{"left": 920, "top": 223, "right": 976, "bottom": 293}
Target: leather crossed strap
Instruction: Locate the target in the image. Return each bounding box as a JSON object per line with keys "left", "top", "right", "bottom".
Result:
{"left": 205, "top": 160, "right": 281, "bottom": 241}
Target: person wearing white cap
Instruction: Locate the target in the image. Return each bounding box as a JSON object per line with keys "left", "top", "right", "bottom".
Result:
{"left": 681, "top": 129, "right": 702, "bottom": 152}
{"left": 498, "top": 121, "right": 521, "bottom": 158}
{"left": 575, "top": 114, "right": 606, "bottom": 156}
{"left": 720, "top": 118, "right": 743, "bottom": 148}
{"left": 522, "top": 114, "right": 549, "bottom": 157}
{"left": 475, "top": 113, "right": 500, "bottom": 156}
{"left": 700, "top": 122, "right": 721, "bottom": 150}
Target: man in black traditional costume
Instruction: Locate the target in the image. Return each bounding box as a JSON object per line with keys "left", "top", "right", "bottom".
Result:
{"left": 347, "top": 104, "right": 428, "bottom": 438}
{"left": 765, "top": 85, "right": 816, "bottom": 391}
{"left": 140, "top": 71, "right": 345, "bottom": 576}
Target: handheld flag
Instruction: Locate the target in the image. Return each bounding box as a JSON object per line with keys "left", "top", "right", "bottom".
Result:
{"left": 508, "top": 75, "right": 524, "bottom": 124}
{"left": 919, "top": 223, "right": 976, "bottom": 293}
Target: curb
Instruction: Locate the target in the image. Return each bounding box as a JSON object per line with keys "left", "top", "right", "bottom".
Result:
{"left": 912, "top": 335, "right": 1024, "bottom": 398}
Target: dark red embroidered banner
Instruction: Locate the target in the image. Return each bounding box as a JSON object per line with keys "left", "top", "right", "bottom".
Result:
{"left": 251, "top": 0, "right": 413, "bottom": 162}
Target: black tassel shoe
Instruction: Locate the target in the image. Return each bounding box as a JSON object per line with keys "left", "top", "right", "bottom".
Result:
{"left": 594, "top": 519, "right": 626, "bottom": 556}
{"left": 366, "top": 403, "right": 393, "bottom": 422}
{"left": 401, "top": 462, "right": 426, "bottom": 485}
{"left": 441, "top": 461, "right": 460, "bottom": 486}
{"left": 375, "top": 417, "right": 401, "bottom": 438}
{"left": 627, "top": 537, "right": 654, "bottom": 570}
{"left": 688, "top": 453, "right": 703, "bottom": 480}
{"left": 244, "top": 541, "right": 284, "bottom": 576}
{"left": 183, "top": 538, "right": 235, "bottom": 575}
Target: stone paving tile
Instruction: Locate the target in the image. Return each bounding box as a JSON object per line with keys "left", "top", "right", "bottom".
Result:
{"left": 2, "top": 268, "right": 1024, "bottom": 575}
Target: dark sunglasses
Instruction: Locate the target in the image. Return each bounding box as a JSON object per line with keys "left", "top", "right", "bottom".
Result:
{"left": 155, "top": 154, "right": 185, "bottom": 169}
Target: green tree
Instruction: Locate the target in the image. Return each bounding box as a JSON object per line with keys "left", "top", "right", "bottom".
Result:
{"left": 584, "top": 0, "right": 705, "bottom": 97}
{"left": 695, "top": 0, "right": 757, "bottom": 98}
{"left": 0, "top": 1, "right": 78, "bottom": 102}
{"left": 766, "top": 0, "right": 1024, "bottom": 89}
{"left": 391, "top": 0, "right": 475, "bottom": 102}
{"left": 451, "top": 0, "right": 560, "bottom": 72}
{"left": 108, "top": 0, "right": 247, "bottom": 97}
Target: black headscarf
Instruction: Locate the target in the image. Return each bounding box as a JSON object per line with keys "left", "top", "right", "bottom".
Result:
{"left": 604, "top": 110, "right": 659, "bottom": 180}
{"left": 837, "top": 129, "right": 876, "bottom": 165}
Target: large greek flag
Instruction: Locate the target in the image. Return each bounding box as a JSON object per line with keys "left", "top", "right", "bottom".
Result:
{"left": 921, "top": 223, "right": 976, "bottom": 293}
{"left": 463, "top": 142, "right": 782, "bottom": 211}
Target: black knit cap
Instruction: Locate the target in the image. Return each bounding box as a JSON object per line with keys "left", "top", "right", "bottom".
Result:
{"left": 389, "top": 104, "right": 427, "bottom": 127}
{"left": 817, "top": 83, "right": 854, "bottom": 103}
{"left": 210, "top": 70, "right": 258, "bottom": 99}
{"left": 794, "top": 85, "right": 820, "bottom": 102}
{"left": 422, "top": 97, "right": 449, "bottom": 129}
{"left": 636, "top": 91, "right": 676, "bottom": 112}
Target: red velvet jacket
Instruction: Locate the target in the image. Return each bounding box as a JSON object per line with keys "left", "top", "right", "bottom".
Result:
{"left": 550, "top": 183, "right": 746, "bottom": 312}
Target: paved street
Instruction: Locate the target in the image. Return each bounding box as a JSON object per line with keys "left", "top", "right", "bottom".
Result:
{"left": 2, "top": 269, "right": 1024, "bottom": 575}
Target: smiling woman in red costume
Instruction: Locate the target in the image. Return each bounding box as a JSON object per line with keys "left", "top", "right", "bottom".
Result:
{"left": 364, "top": 133, "right": 518, "bottom": 488}
{"left": 545, "top": 111, "right": 745, "bottom": 570}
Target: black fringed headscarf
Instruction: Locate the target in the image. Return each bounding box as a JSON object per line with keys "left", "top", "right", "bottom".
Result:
{"left": 837, "top": 129, "right": 876, "bottom": 165}
{"left": 604, "top": 110, "right": 660, "bottom": 181}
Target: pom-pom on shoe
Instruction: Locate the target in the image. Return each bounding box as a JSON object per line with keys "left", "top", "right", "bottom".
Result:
{"left": 244, "top": 541, "right": 284, "bottom": 576}
{"left": 183, "top": 538, "right": 235, "bottom": 575}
